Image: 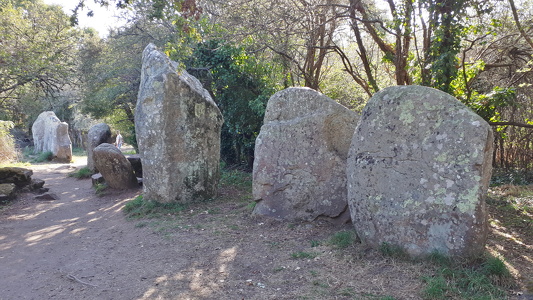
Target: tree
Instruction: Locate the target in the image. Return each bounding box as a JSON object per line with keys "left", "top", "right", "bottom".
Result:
{"left": 0, "top": 0, "right": 79, "bottom": 127}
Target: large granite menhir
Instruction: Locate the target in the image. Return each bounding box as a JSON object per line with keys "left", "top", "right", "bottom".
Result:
{"left": 252, "top": 87, "right": 359, "bottom": 223}
{"left": 32, "top": 111, "right": 72, "bottom": 162}
{"left": 87, "top": 123, "right": 112, "bottom": 173}
{"left": 347, "top": 85, "right": 493, "bottom": 258}
{"left": 135, "top": 43, "right": 223, "bottom": 204}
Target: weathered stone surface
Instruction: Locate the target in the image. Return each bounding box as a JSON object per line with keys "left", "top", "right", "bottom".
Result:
{"left": 91, "top": 173, "right": 104, "bottom": 186}
{"left": 93, "top": 143, "right": 138, "bottom": 190}
{"left": 347, "top": 85, "right": 493, "bottom": 258}
{"left": 126, "top": 154, "right": 142, "bottom": 178}
{"left": 0, "top": 183, "right": 16, "bottom": 201}
{"left": 0, "top": 167, "right": 33, "bottom": 187}
{"left": 135, "top": 43, "right": 223, "bottom": 203}
{"left": 32, "top": 111, "right": 72, "bottom": 162}
{"left": 252, "top": 87, "right": 359, "bottom": 222}
{"left": 87, "top": 123, "right": 112, "bottom": 173}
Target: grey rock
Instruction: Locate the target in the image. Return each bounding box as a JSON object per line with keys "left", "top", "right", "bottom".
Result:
{"left": 87, "top": 123, "right": 112, "bottom": 173}
{"left": 34, "top": 192, "right": 59, "bottom": 201}
{"left": 0, "top": 167, "right": 33, "bottom": 187}
{"left": 126, "top": 154, "right": 142, "bottom": 178}
{"left": 135, "top": 43, "right": 223, "bottom": 203}
{"left": 347, "top": 85, "right": 493, "bottom": 258}
{"left": 91, "top": 173, "right": 104, "bottom": 186}
{"left": 0, "top": 183, "right": 16, "bottom": 201}
{"left": 252, "top": 87, "right": 359, "bottom": 222}
{"left": 93, "top": 143, "right": 138, "bottom": 190}
{"left": 32, "top": 111, "right": 72, "bottom": 162}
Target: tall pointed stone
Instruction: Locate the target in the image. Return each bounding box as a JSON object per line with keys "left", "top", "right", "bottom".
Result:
{"left": 347, "top": 85, "right": 493, "bottom": 258}
{"left": 32, "top": 111, "right": 72, "bottom": 162}
{"left": 135, "top": 44, "right": 223, "bottom": 203}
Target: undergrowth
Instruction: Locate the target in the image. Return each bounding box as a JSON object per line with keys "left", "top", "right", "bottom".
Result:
{"left": 69, "top": 167, "right": 92, "bottom": 179}
{"left": 123, "top": 195, "right": 188, "bottom": 219}
{"left": 422, "top": 252, "right": 512, "bottom": 300}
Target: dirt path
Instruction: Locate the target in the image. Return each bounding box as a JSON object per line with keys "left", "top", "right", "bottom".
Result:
{"left": 1, "top": 160, "right": 531, "bottom": 300}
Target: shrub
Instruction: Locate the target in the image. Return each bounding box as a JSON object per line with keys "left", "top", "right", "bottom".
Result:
{"left": 69, "top": 167, "right": 92, "bottom": 179}
{"left": 329, "top": 230, "right": 356, "bottom": 249}
{"left": 0, "top": 121, "right": 17, "bottom": 163}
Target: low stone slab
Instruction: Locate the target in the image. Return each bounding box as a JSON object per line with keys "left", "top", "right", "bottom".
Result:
{"left": 347, "top": 85, "right": 493, "bottom": 258}
{"left": 252, "top": 87, "right": 359, "bottom": 222}
{"left": 0, "top": 183, "right": 16, "bottom": 201}
{"left": 35, "top": 192, "right": 59, "bottom": 201}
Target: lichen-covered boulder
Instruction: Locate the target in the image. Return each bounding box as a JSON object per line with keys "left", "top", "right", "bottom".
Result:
{"left": 93, "top": 143, "right": 138, "bottom": 190}
{"left": 0, "top": 167, "right": 33, "bottom": 187}
{"left": 0, "top": 183, "right": 16, "bottom": 201}
{"left": 347, "top": 85, "right": 493, "bottom": 258}
{"left": 32, "top": 111, "right": 72, "bottom": 162}
{"left": 135, "top": 43, "right": 223, "bottom": 203}
{"left": 87, "top": 123, "right": 112, "bottom": 173}
{"left": 252, "top": 87, "right": 359, "bottom": 222}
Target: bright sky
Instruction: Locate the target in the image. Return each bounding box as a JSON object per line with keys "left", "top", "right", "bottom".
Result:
{"left": 42, "top": 0, "right": 126, "bottom": 37}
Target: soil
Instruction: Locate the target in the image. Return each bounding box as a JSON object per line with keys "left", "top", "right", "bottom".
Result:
{"left": 0, "top": 158, "right": 532, "bottom": 300}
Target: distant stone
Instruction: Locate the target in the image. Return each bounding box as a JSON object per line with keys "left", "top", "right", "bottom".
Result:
{"left": 0, "top": 183, "right": 16, "bottom": 201}
{"left": 252, "top": 87, "right": 359, "bottom": 222}
{"left": 35, "top": 192, "right": 59, "bottom": 201}
{"left": 32, "top": 111, "right": 72, "bottom": 162}
{"left": 347, "top": 85, "right": 493, "bottom": 258}
{"left": 30, "top": 178, "right": 45, "bottom": 190}
{"left": 136, "top": 43, "right": 223, "bottom": 203}
{"left": 0, "top": 167, "right": 33, "bottom": 187}
{"left": 87, "top": 123, "right": 112, "bottom": 173}
{"left": 93, "top": 143, "right": 138, "bottom": 190}
{"left": 91, "top": 173, "right": 104, "bottom": 186}
{"left": 126, "top": 154, "right": 142, "bottom": 178}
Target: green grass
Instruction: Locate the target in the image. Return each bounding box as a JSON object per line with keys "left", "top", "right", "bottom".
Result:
{"left": 290, "top": 251, "right": 319, "bottom": 259}
{"left": 69, "top": 167, "right": 92, "bottom": 179}
{"left": 32, "top": 151, "right": 53, "bottom": 163}
{"left": 422, "top": 254, "right": 511, "bottom": 300}
{"left": 93, "top": 182, "right": 107, "bottom": 196}
{"left": 219, "top": 167, "right": 252, "bottom": 190}
{"left": 328, "top": 230, "right": 356, "bottom": 249}
{"left": 71, "top": 147, "right": 86, "bottom": 156}
{"left": 123, "top": 195, "right": 188, "bottom": 219}
{"left": 379, "top": 242, "right": 409, "bottom": 259}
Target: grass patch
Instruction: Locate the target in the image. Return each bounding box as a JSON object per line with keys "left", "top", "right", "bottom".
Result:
{"left": 291, "top": 251, "right": 319, "bottom": 259}
{"left": 123, "top": 195, "right": 188, "bottom": 219}
{"left": 219, "top": 167, "right": 252, "bottom": 190}
{"left": 32, "top": 151, "right": 53, "bottom": 163}
{"left": 71, "top": 147, "right": 86, "bottom": 156}
{"left": 93, "top": 182, "right": 108, "bottom": 196}
{"left": 328, "top": 230, "right": 356, "bottom": 249}
{"left": 69, "top": 167, "right": 92, "bottom": 179}
{"left": 422, "top": 254, "right": 512, "bottom": 300}
{"left": 379, "top": 242, "right": 409, "bottom": 259}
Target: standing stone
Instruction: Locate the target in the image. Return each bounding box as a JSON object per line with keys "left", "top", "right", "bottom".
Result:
{"left": 136, "top": 43, "right": 223, "bottom": 203}
{"left": 252, "top": 87, "right": 359, "bottom": 222}
{"left": 87, "top": 123, "right": 112, "bottom": 173}
{"left": 347, "top": 85, "right": 493, "bottom": 258}
{"left": 93, "top": 143, "right": 138, "bottom": 189}
{"left": 32, "top": 111, "right": 72, "bottom": 162}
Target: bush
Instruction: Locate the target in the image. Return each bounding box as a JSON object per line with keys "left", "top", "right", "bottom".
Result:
{"left": 0, "top": 121, "right": 17, "bottom": 163}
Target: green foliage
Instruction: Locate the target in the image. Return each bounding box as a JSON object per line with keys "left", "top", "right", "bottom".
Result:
{"left": 184, "top": 40, "right": 282, "bottom": 168}
{"left": 490, "top": 169, "right": 533, "bottom": 186}
{"left": 219, "top": 166, "right": 252, "bottom": 190}
{"left": 0, "top": 0, "right": 79, "bottom": 127}
{"left": 69, "top": 167, "right": 92, "bottom": 179}
{"left": 379, "top": 242, "right": 409, "bottom": 259}
{"left": 290, "top": 251, "right": 319, "bottom": 259}
{"left": 123, "top": 195, "right": 188, "bottom": 219}
{"left": 328, "top": 230, "right": 356, "bottom": 249}
{"left": 422, "top": 254, "right": 511, "bottom": 299}
{"left": 93, "top": 182, "right": 108, "bottom": 195}
{"left": 33, "top": 151, "right": 53, "bottom": 163}
{"left": 0, "top": 121, "right": 16, "bottom": 163}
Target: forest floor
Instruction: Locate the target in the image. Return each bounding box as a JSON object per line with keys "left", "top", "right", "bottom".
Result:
{"left": 0, "top": 155, "right": 532, "bottom": 300}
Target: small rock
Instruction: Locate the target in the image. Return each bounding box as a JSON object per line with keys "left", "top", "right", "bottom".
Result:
{"left": 34, "top": 192, "right": 59, "bottom": 201}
